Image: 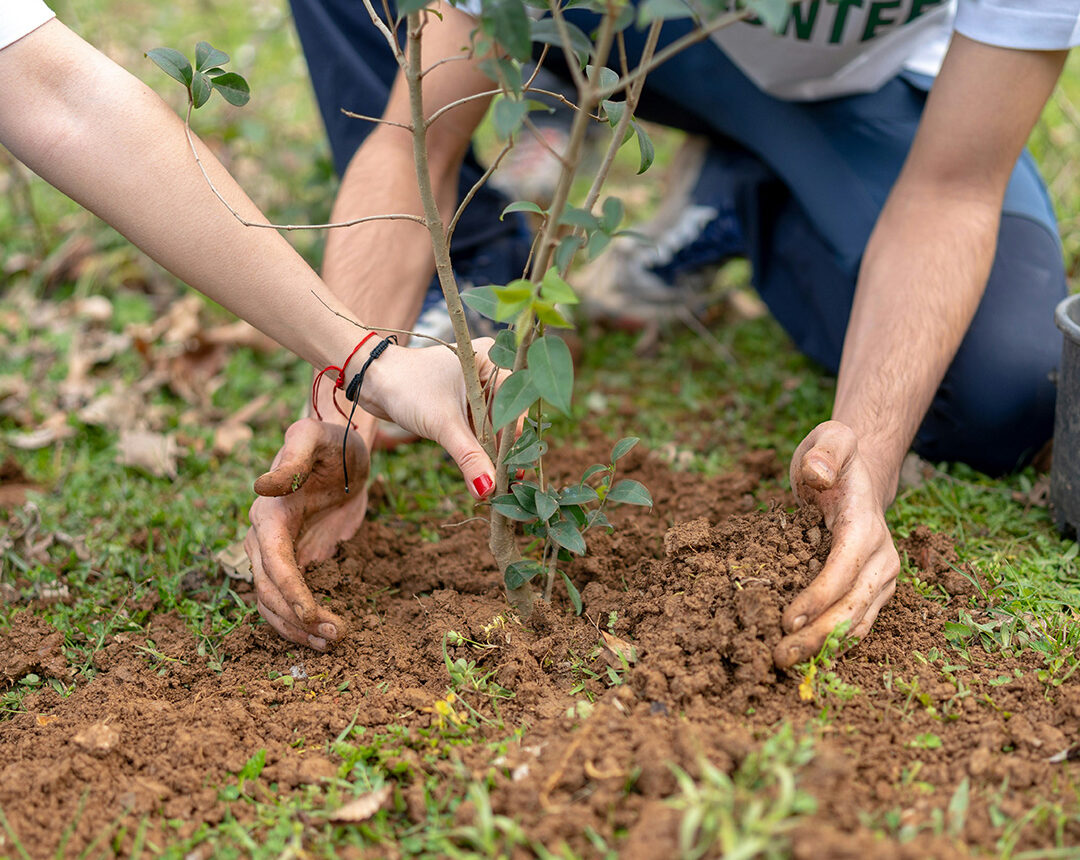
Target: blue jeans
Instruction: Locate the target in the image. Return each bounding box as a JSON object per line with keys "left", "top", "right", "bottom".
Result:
{"left": 289, "top": 2, "right": 1066, "bottom": 475}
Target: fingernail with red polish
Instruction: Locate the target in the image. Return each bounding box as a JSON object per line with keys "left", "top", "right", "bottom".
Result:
{"left": 515, "top": 469, "right": 525, "bottom": 480}
{"left": 472, "top": 474, "right": 494, "bottom": 498}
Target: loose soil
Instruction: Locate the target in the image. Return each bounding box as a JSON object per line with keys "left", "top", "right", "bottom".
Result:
{"left": 2, "top": 438, "right": 1078, "bottom": 858}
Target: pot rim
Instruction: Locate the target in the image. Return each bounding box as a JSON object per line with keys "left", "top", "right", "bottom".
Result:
{"left": 1055, "top": 293, "right": 1080, "bottom": 344}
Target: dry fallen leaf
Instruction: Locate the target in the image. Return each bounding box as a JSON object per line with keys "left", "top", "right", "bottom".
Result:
{"left": 77, "top": 389, "right": 144, "bottom": 431}
{"left": 213, "top": 421, "right": 253, "bottom": 457}
{"left": 7, "top": 412, "right": 75, "bottom": 450}
{"left": 326, "top": 785, "right": 393, "bottom": 824}
{"left": 36, "top": 714, "right": 59, "bottom": 727}
{"left": 601, "top": 631, "right": 637, "bottom": 664}
{"left": 116, "top": 430, "right": 180, "bottom": 479}
{"left": 1048, "top": 745, "right": 1079, "bottom": 764}
{"left": 215, "top": 540, "right": 252, "bottom": 583}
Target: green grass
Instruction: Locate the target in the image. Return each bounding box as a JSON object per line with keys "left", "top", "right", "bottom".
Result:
{"left": 2, "top": 1, "right": 1080, "bottom": 857}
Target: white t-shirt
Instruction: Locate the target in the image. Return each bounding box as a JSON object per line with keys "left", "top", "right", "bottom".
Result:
{"left": 712, "top": 0, "right": 1080, "bottom": 100}
{"left": 0, "top": 0, "right": 55, "bottom": 50}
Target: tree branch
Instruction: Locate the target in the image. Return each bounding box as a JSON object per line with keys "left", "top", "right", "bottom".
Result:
{"left": 579, "top": 20, "right": 662, "bottom": 219}
{"left": 403, "top": 12, "right": 494, "bottom": 456}
{"left": 340, "top": 108, "right": 412, "bottom": 130}
{"left": 309, "top": 290, "right": 459, "bottom": 350}
{"left": 183, "top": 104, "right": 426, "bottom": 231}
{"left": 445, "top": 137, "right": 517, "bottom": 245}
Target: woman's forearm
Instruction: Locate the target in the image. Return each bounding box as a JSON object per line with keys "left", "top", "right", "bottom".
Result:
{"left": 0, "top": 19, "right": 369, "bottom": 370}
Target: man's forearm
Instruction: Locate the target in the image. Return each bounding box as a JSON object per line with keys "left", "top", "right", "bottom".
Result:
{"left": 832, "top": 186, "right": 1000, "bottom": 506}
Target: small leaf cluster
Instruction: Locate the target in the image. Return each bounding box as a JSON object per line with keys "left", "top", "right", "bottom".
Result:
{"left": 493, "top": 436, "right": 652, "bottom": 613}
{"left": 146, "top": 41, "right": 251, "bottom": 109}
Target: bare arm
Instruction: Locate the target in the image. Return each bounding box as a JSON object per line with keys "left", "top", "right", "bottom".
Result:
{"left": 777, "top": 35, "right": 1066, "bottom": 667}
{"left": 836, "top": 35, "right": 1067, "bottom": 505}
{"left": 314, "top": 1, "right": 494, "bottom": 379}
{"left": 0, "top": 18, "right": 365, "bottom": 372}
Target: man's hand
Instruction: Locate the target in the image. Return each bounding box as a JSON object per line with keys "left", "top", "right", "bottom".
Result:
{"left": 773, "top": 420, "right": 900, "bottom": 669}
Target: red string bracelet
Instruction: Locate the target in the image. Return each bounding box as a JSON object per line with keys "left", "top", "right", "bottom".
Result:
{"left": 312, "top": 332, "right": 379, "bottom": 428}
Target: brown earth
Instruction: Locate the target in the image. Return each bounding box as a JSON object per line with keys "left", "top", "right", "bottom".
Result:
{"left": 1, "top": 439, "right": 1078, "bottom": 859}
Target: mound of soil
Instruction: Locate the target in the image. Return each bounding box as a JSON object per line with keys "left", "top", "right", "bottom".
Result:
{"left": 1, "top": 439, "right": 1077, "bottom": 859}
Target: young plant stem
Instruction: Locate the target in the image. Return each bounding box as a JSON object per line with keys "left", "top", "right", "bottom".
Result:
{"left": 403, "top": 12, "right": 493, "bottom": 457}
{"left": 492, "top": 1, "right": 618, "bottom": 612}
{"left": 578, "top": 20, "right": 662, "bottom": 221}
{"left": 401, "top": 11, "right": 534, "bottom": 614}
{"left": 527, "top": 3, "right": 617, "bottom": 281}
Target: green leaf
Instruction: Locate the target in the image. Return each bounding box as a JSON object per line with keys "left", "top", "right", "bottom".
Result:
{"left": 563, "top": 504, "right": 588, "bottom": 528}
{"left": 559, "top": 485, "right": 599, "bottom": 505}
{"left": 501, "top": 200, "right": 545, "bottom": 220}
{"left": 532, "top": 299, "right": 573, "bottom": 328}
{"left": 588, "top": 510, "right": 612, "bottom": 530}
{"left": 210, "top": 72, "right": 250, "bottom": 106}
{"left": 602, "top": 99, "right": 626, "bottom": 128}
{"left": 195, "top": 41, "right": 229, "bottom": 72}
{"left": 632, "top": 121, "right": 655, "bottom": 174}
{"left": 947, "top": 777, "right": 970, "bottom": 838}
{"left": 558, "top": 206, "right": 599, "bottom": 231}
{"left": 530, "top": 18, "right": 593, "bottom": 67}
{"left": 611, "top": 436, "right": 639, "bottom": 462}
{"left": 506, "top": 438, "right": 545, "bottom": 466}
{"left": 483, "top": 0, "right": 532, "bottom": 61}
{"left": 638, "top": 0, "right": 695, "bottom": 24}
{"left": 492, "top": 368, "right": 539, "bottom": 429}
{"left": 238, "top": 748, "right": 266, "bottom": 783}
{"left": 492, "top": 495, "right": 535, "bottom": 522}
{"left": 146, "top": 47, "right": 193, "bottom": 87}
{"left": 505, "top": 560, "right": 544, "bottom": 590}
{"left": 191, "top": 71, "right": 212, "bottom": 108}
{"left": 548, "top": 519, "right": 586, "bottom": 555}
{"left": 554, "top": 235, "right": 584, "bottom": 273}
{"left": 492, "top": 97, "right": 529, "bottom": 140}
{"left": 489, "top": 329, "right": 517, "bottom": 369}
{"left": 607, "top": 479, "right": 652, "bottom": 507}
{"left": 540, "top": 267, "right": 578, "bottom": 305}
{"left": 535, "top": 489, "right": 559, "bottom": 522}
{"left": 479, "top": 56, "right": 523, "bottom": 95}
{"left": 743, "top": 0, "right": 790, "bottom": 31}
{"left": 527, "top": 335, "right": 573, "bottom": 415}
{"left": 585, "top": 64, "right": 618, "bottom": 91}
{"left": 460, "top": 286, "right": 499, "bottom": 320}
{"left": 494, "top": 279, "right": 534, "bottom": 321}
{"left": 561, "top": 571, "right": 583, "bottom": 615}
{"left": 510, "top": 482, "right": 538, "bottom": 511}
{"left": 581, "top": 464, "right": 609, "bottom": 482}
{"left": 397, "top": 0, "right": 434, "bottom": 14}
{"left": 586, "top": 230, "right": 611, "bottom": 260}
{"left": 600, "top": 197, "right": 624, "bottom": 233}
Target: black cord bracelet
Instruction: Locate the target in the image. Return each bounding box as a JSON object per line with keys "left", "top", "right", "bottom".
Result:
{"left": 342, "top": 335, "right": 398, "bottom": 494}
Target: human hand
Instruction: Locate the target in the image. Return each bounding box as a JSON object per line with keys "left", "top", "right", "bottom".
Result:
{"left": 245, "top": 418, "right": 368, "bottom": 650}
{"left": 246, "top": 337, "right": 507, "bottom": 650}
{"left": 773, "top": 420, "right": 900, "bottom": 669}
{"left": 359, "top": 337, "right": 506, "bottom": 498}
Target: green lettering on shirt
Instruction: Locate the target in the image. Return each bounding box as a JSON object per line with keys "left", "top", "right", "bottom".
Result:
{"left": 785, "top": 0, "right": 821, "bottom": 40}
{"left": 862, "top": 0, "right": 901, "bottom": 40}
{"left": 827, "top": 0, "right": 864, "bottom": 44}
{"left": 906, "top": 0, "right": 944, "bottom": 23}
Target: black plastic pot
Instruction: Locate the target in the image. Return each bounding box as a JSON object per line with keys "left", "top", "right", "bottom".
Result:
{"left": 1051, "top": 293, "right": 1080, "bottom": 536}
